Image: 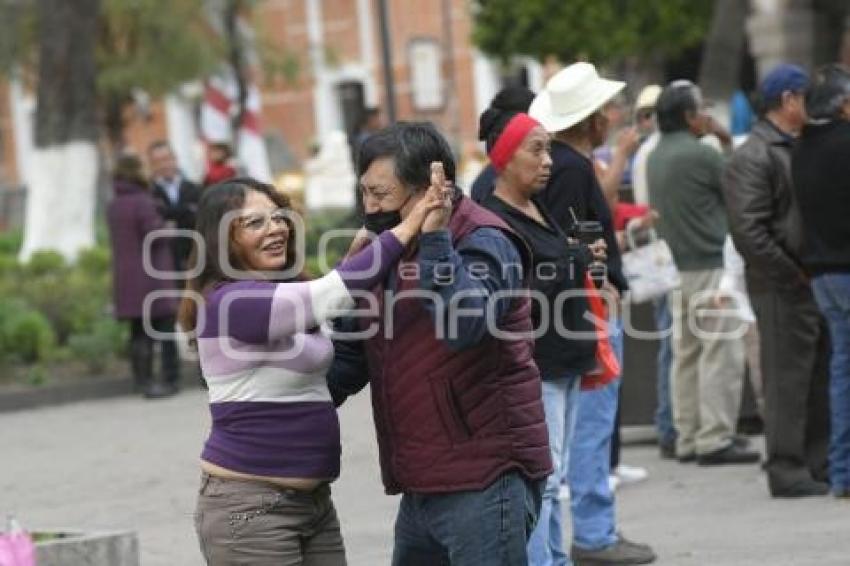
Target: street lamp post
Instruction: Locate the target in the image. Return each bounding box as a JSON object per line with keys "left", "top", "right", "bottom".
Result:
{"left": 376, "top": 0, "right": 397, "bottom": 123}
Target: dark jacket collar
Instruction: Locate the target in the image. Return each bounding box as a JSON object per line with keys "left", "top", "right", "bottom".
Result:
{"left": 113, "top": 179, "right": 147, "bottom": 195}
{"left": 752, "top": 119, "right": 794, "bottom": 146}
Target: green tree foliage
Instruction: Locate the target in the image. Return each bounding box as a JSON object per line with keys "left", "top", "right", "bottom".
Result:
{"left": 96, "top": 0, "right": 220, "bottom": 99}
{"left": 1, "top": 0, "right": 221, "bottom": 148}
{"left": 1, "top": 0, "right": 219, "bottom": 92}
{"left": 97, "top": 0, "right": 222, "bottom": 147}
{"left": 471, "top": 0, "right": 714, "bottom": 65}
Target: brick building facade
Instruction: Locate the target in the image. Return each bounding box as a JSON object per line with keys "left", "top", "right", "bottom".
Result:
{"left": 0, "top": 0, "right": 529, "bottom": 191}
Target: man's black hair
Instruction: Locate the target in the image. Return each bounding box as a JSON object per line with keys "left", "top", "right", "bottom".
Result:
{"left": 805, "top": 64, "right": 850, "bottom": 121}
{"left": 356, "top": 121, "right": 456, "bottom": 191}
{"left": 656, "top": 81, "right": 701, "bottom": 133}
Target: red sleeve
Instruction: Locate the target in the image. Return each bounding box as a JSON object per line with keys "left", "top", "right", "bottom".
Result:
{"left": 613, "top": 203, "right": 650, "bottom": 231}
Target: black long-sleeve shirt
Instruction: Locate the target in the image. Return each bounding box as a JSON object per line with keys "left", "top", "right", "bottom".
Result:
{"left": 792, "top": 120, "right": 850, "bottom": 275}
{"left": 539, "top": 141, "right": 628, "bottom": 292}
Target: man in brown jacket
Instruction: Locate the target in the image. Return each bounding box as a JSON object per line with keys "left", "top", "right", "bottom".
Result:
{"left": 722, "top": 64, "right": 831, "bottom": 497}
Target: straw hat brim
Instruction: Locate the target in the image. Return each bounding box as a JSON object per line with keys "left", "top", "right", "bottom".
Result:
{"left": 530, "top": 79, "right": 626, "bottom": 133}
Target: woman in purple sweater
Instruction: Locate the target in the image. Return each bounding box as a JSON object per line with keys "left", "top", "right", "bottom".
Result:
{"left": 182, "top": 177, "right": 446, "bottom": 565}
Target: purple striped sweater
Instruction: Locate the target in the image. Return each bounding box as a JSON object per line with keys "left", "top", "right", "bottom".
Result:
{"left": 197, "top": 231, "right": 403, "bottom": 478}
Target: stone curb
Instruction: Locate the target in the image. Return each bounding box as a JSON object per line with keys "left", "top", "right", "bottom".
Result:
{"left": 0, "top": 376, "right": 135, "bottom": 413}
{"left": 34, "top": 529, "right": 139, "bottom": 566}
{"left": 0, "top": 370, "right": 203, "bottom": 413}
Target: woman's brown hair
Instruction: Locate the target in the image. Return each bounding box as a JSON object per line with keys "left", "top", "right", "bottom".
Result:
{"left": 177, "top": 177, "right": 297, "bottom": 338}
{"left": 113, "top": 152, "right": 148, "bottom": 187}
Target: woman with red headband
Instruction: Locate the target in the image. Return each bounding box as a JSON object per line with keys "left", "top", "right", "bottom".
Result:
{"left": 478, "top": 106, "right": 607, "bottom": 565}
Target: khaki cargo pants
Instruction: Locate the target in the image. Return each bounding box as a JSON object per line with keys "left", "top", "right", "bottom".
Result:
{"left": 668, "top": 269, "right": 747, "bottom": 457}
{"left": 194, "top": 473, "right": 347, "bottom": 566}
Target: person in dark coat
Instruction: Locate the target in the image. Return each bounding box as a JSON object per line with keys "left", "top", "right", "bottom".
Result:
{"left": 791, "top": 64, "right": 850, "bottom": 499}
{"left": 147, "top": 140, "right": 201, "bottom": 275}
{"left": 328, "top": 123, "right": 551, "bottom": 565}
{"left": 723, "top": 64, "right": 831, "bottom": 498}
{"left": 108, "top": 153, "right": 180, "bottom": 399}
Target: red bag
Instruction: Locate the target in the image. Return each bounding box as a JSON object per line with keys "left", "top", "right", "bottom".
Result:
{"left": 581, "top": 273, "right": 621, "bottom": 391}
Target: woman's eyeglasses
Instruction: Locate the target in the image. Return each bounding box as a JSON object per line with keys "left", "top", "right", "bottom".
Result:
{"left": 238, "top": 209, "right": 290, "bottom": 232}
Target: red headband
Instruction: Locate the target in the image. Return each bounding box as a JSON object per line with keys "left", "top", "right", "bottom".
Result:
{"left": 488, "top": 113, "right": 541, "bottom": 172}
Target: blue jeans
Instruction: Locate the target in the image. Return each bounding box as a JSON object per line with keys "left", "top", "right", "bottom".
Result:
{"left": 528, "top": 374, "right": 581, "bottom": 566}
{"left": 811, "top": 274, "right": 850, "bottom": 493}
{"left": 568, "top": 319, "right": 623, "bottom": 551}
{"left": 653, "top": 296, "right": 676, "bottom": 446}
{"left": 392, "top": 471, "right": 543, "bottom": 566}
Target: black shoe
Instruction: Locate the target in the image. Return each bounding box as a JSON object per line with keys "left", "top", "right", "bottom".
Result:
{"left": 659, "top": 441, "right": 676, "bottom": 460}
{"left": 677, "top": 452, "right": 696, "bottom": 464}
{"left": 144, "top": 382, "right": 179, "bottom": 399}
{"left": 834, "top": 487, "right": 850, "bottom": 499}
{"left": 771, "top": 479, "right": 830, "bottom": 498}
{"left": 697, "top": 443, "right": 761, "bottom": 466}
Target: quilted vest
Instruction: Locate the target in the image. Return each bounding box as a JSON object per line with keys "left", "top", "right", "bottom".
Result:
{"left": 363, "top": 196, "right": 552, "bottom": 494}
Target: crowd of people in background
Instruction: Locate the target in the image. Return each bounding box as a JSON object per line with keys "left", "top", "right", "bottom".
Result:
{"left": 105, "top": 58, "right": 850, "bottom": 566}
{"left": 106, "top": 141, "right": 237, "bottom": 399}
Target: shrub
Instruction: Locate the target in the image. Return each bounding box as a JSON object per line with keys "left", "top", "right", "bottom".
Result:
{"left": 11, "top": 247, "right": 112, "bottom": 343}
{"left": 0, "top": 243, "right": 115, "bottom": 371}
{"left": 68, "top": 318, "right": 126, "bottom": 373}
{"left": 0, "top": 301, "right": 56, "bottom": 364}
{"left": 0, "top": 230, "right": 22, "bottom": 257}
{"left": 77, "top": 246, "right": 111, "bottom": 277}
{"left": 24, "top": 250, "right": 66, "bottom": 276}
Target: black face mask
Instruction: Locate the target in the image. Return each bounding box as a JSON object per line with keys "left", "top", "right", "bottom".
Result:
{"left": 363, "top": 193, "right": 412, "bottom": 235}
{"left": 364, "top": 209, "right": 402, "bottom": 235}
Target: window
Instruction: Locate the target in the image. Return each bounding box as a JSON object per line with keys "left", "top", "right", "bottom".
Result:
{"left": 408, "top": 38, "right": 443, "bottom": 111}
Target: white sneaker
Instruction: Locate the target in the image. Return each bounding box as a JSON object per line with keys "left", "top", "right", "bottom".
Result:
{"left": 614, "top": 464, "right": 648, "bottom": 486}
{"left": 558, "top": 484, "right": 571, "bottom": 500}
{"left": 608, "top": 474, "right": 621, "bottom": 492}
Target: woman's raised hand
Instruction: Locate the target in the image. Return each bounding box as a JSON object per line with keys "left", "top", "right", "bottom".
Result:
{"left": 391, "top": 168, "right": 449, "bottom": 244}
{"left": 421, "top": 162, "right": 453, "bottom": 233}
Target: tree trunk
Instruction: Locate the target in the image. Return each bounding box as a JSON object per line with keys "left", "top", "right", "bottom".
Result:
{"left": 20, "top": 0, "right": 100, "bottom": 262}
{"left": 225, "top": 0, "right": 247, "bottom": 154}
{"left": 104, "top": 92, "right": 129, "bottom": 154}
{"left": 698, "top": 0, "right": 748, "bottom": 123}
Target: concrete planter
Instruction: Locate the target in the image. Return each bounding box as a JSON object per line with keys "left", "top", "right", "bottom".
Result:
{"left": 33, "top": 530, "right": 139, "bottom": 566}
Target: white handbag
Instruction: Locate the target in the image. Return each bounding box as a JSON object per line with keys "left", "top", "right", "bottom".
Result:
{"left": 621, "top": 227, "right": 681, "bottom": 303}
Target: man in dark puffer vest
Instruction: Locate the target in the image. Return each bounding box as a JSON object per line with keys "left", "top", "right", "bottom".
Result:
{"left": 329, "top": 122, "right": 551, "bottom": 565}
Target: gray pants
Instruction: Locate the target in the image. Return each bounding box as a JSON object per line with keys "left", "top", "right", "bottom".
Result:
{"left": 194, "top": 473, "right": 346, "bottom": 566}
{"left": 669, "top": 269, "right": 746, "bottom": 456}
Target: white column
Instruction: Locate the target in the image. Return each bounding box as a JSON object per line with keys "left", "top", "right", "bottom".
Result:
{"left": 306, "top": 0, "right": 339, "bottom": 143}
{"left": 165, "top": 91, "right": 204, "bottom": 183}
{"left": 747, "top": 0, "right": 815, "bottom": 79}
{"left": 356, "top": 0, "right": 378, "bottom": 106}
{"left": 471, "top": 50, "right": 501, "bottom": 123}
{"left": 9, "top": 77, "right": 34, "bottom": 188}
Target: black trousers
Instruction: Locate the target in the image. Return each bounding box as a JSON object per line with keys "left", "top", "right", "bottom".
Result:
{"left": 749, "top": 282, "right": 831, "bottom": 491}
{"left": 128, "top": 316, "right": 179, "bottom": 384}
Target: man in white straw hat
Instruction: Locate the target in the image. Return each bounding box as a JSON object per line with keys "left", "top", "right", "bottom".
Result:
{"left": 631, "top": 84, "right": 663, "bottom": 207}
{"left": 530, "top": 62, "right": 656, "bottom": 566}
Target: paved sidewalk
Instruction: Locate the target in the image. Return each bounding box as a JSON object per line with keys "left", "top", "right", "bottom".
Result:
{"left": 1, "top": 389, "right": 848, "bottom": 565}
